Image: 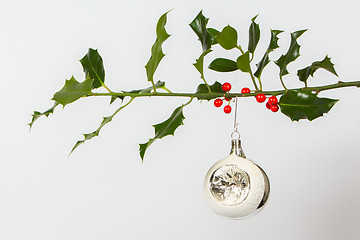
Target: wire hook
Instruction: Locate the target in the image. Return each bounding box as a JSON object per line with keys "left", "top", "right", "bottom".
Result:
{"left": 231, "top": 95, "right": 240, "bottom": 140}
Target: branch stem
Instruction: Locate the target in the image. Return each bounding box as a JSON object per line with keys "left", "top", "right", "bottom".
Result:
{"left": 183, "top": 97, "right": 194, "bottom": 106}
{"left": 236, "top": 45, "right": 245, "bottom": 54}
{"left": 202, "top": 77, "right": 212, "bottom": 93}
{"left": 151, "top": 81, "right": 157, "bottom": 93}
{"left": 89, "top": 80, "right": 360, "bottom": 99}
{"left": 249, "top": 71, "right": 259, "bottom": 91}
{"left": 257, "top": 77, "right": 263, "bottom": 91}
{"left": 280, "top": 76, "right": 287, "bottom": 90}
{"left": 102, "top": 83, "right": 113, "bottom": 93}
{"left": 236, "top": 45, "right": 259, "bottom": 91}
{"left": 161, "top": 86, "right": 173, "bottom": 93}
{"left": 114, "top": 97, "right": 134, "bottom": 114}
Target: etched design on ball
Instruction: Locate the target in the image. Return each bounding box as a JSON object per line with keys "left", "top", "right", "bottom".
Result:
{"left": 209, "top": 164, "right": 250, "bottom": 206}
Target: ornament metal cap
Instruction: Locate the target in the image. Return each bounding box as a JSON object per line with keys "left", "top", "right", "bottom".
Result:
{"left": 230, "top": 139, "right": 246, "bottom": 158}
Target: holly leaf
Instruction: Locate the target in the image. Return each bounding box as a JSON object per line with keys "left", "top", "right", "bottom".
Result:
{"left": 52, "top": 77, "right": 93, "bottom": 106}
{"left": 28, "top": 102, "right": 59, "bottom": 129}
{"left": 128, "top": 81, "right": 166, "bottom": 93}
{"left": 254, "top": 54, "right": 269, "bottom": 79}
{"left": 297, "top": 56, "right": 338, "bottom": 84}
{"left": 248, "top": 15, "right": 260, "bottom": 53}
{"left": 209, "top": 58, "right": 238, "bottom": 72}
{"left": 279, "top": 90, "right": 338, "bottom": 121}
{"left": 268, "top": 30, "right": 284, "bottom": 52}
{"left": 207, "top": 28, "right": 219, "bottom": 45}
{"left": 216, "top": 25, "right": 238, "bottom": 50}
{"left": 275, "top": 30, "right": 307, "bottom": 76}
{"left": 110, "top": 81, "right": 166, "bottom": 104}
{"left": 196, "top": 81, "right": 223, "bottom": 100}
{"left": 190, "top": 12, "right": 216, "bottom": 82}
{"left": 254, "top": 30, "right": 283, "bottom": 78}
{"left": 236, "top": 51, "right": 251, "bottom": 73}
{"left": 80, "top": 48, "right": 105, "bottom": 89}
{"left": 139, "top": 106, "right": 185, "bottom": 161}
{"left": 110, "top": 96, "right": 124, "bottom": 104}
{"left": 145, "top": 11, "right": 171, "bottom": 84}
{"left": 190, "top": 10, "right": 213, "bottom": 52}
{"left": 70, "top": 99, "right": 133, "bottom": 154}
{"left": 71, "top": 116, "right": 113, "bottom": 154}
{"left": 193, "top": 49, "right": 212, "bottom": 78}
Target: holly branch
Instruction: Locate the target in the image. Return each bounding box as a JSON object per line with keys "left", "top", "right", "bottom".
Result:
{"left": 29, "top": 10, "right": 360, "bottom": 160}
{"left": 89, "top": 80, "right": 360, "bottom": 98}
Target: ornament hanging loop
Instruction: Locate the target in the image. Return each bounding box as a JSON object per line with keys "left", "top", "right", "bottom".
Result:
{"left": 230, "top": 95, "right": 246, "bottom": 158}
{"left": 231, "top": 131, "right": 240, "bottom": 140}
{"left": 231, "top": 95, "right": 240, "bottom": 140}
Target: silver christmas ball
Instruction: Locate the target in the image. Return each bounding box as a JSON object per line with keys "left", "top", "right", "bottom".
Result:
{"left": 203, "top": 139, "right": 270, "bottom": 219}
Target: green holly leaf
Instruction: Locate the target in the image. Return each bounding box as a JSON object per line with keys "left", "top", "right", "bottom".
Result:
{"left": 236, "top": 51, "right": 251, "bottom": 73}
{"left": 207, "top": 28, "right": 219, "bottom": 45}
{"left": 196, "top": 81, "right": 223, "bottom": 100}
{"left": 70, "top": 98, "right": 134, "bottom": 154}
{"left": 80, "top": 48, "right": 105, "bottom": 89}
{"left": 297, "top": 56, "right": 338, "bottom": 85}
{"left": 279, "top": 90, "right": 338, "bottom": 121}
{"left": 248, "top": 15, "right": 260, "bottom": 54}
{"left": 268, "top": 30, "right": 284, "bottom": 52}
{"left": 28, "top": 102, "right": 59, "bottom": 129}
{"left": 129, "top": 81, "right": 166, "bottom": 94}
{"left": 140, "top": 106, "right": 185, "bottom": 161}
{"left": 190, "top": 12, "right": 217, "bottom": 83}
{"left": 193, "top": 49, "right": 212, "bottom": 78}
{"left": 110, "top": 96, "right": 124, "bottom": 104}
{"left": 254, "top": 30, "right": 283, "bottom": 78}
{"left": 110, "top": 81, "right": 166, "bottom": 104}
{"left": 216, "top": 25, "right": 238, "bottom": 50}
{"left": 145, "top": 11, "right": 171, "bottom": 84}
{"left": 52, "top": 77, "right": 93, "bottom": 106}
{"left": 71, "top": 116, "right": 113, "bottom": 154}
{"left": 190, "top": 11, "right": 213, "bottom": 52}
{"left": 208, "top": 58, "right": 238, "bottom": 72}
{"left": 254, "top": 54, "right": 269, "bottom": 79}
{"left": 275, "top": 29, "right": 307, "bottom": 76}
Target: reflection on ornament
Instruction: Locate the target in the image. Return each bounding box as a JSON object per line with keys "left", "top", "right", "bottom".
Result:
{"left": 209, "top": 164, "right": 250, "bottom": 206}
{"left": 204, "top": 139, "right": 270, "bottom": 220}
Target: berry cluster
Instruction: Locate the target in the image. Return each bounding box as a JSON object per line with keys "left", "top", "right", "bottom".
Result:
{"left": 214, "top": 82, "right": 233, "bottom": 114}
{"left": 255, "top": 94, "right": 279, "bottom": 112}
{"left": 213, "top": 83, "right": 280, "bottom": 113}
{"left": 265, "top": 96, "right": 279, "bottom": 112}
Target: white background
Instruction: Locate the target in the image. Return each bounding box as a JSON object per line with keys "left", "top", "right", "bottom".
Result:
{"left": 1, "top": 0, "right": 360, "bottom": 239}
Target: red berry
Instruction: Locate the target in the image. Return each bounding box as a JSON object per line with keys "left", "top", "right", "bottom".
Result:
{"left": 214, "top": 98, "right": 223, "bottom": 107}
{"left": 225, "top": 97, "right": 232, "bottom": 101}
{"left": 224, "top": 105, "right": 232, "bottom": 114}
{"left": 222, "top": 82, "right": 232, "bottom": 92}
{"left": 241, "top": 87, "right": 250, "bottom": 94}
{"left": 270, "top": 105, "right": 279, "bottom": 112}
{"left": 266, "top": 102, "right": 271, "bottom": 110}
{"left": 268, "top": 96, "right": 278, "bottom": 106}
{"left": 256, "top": 93, "right": 266, "bottom": 103}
